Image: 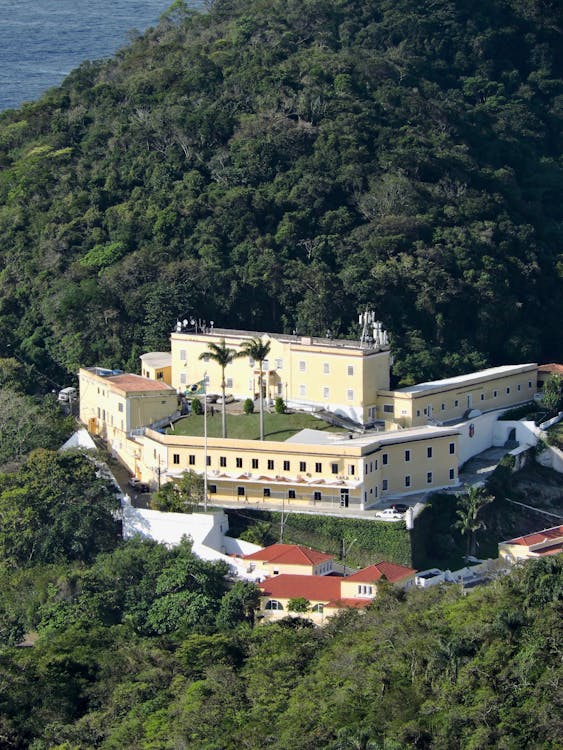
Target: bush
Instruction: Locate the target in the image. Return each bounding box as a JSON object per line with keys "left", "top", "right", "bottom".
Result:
{"left": 192, "top": 398, "right": 203, "bottom": 415}
{"left": 498, "top": 402, "right": 539, "bottom": 421}
{"left": 275, "top": 397, "right": 285, "bottom": 414}
{"left": 243, "top": 398, "right": 254, "bottom": 415}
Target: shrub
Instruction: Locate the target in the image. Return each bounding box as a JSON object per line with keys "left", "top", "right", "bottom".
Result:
{"left": 275, "top": 397, "right": 285, "bottom": 414}
{"left": 192, "top": 398, "right": 203, "bottom": 415}
{"left": 243, "top": 398, "right": 254, "bottom": 415}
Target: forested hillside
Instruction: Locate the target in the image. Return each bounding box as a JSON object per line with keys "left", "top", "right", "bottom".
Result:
{"left": 0, "top": 0, "right": 562, "bottom": 388}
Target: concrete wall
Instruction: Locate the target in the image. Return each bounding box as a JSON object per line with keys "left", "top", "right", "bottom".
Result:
{"left": 121, "top": 498, "right": 229, "bottom": 549}
{"left": 536, "top": 445, "right": 563, "bottom": 474}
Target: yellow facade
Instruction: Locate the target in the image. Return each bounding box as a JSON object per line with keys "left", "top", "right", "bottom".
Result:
{"left": 131, "top": 424, "right": 459, "bottom": 508}
{"left": 377, "top": 364, "right": 537, "bottom": 427}
{"left": 140, "top": 352, "right": 172, "bottom": 386}
{"left": 79, "top": 368, "right": 177, "bottom": 469}
{"left": 170, "top": 327, "right": 391, "bottom": 425}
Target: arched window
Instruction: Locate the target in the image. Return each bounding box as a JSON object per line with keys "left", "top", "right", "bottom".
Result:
{"left": 265, "top": 599, "right": 284, "bottom": 611}
{"left": 311, "top": 603, "right": 324, "bottom": 613}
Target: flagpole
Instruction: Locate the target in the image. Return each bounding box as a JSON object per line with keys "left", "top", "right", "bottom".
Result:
{"left": 203, "top": 372, "right": 208, "bottom": 512}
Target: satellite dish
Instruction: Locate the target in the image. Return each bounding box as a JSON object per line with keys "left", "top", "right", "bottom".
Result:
{"left": 182, "top": 319, "right": 188, "bottom": 327}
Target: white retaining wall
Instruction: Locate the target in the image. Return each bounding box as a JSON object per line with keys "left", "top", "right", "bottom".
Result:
{"left": 122, "top": 498, "right": 229, "bottom": 549}
{"left": 457, "top": 412, "right": 540, "bottom": 466}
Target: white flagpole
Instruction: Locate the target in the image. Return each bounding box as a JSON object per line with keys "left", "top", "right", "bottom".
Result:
{"left": 203, "top": 372, "right": 208, "bottom": 512}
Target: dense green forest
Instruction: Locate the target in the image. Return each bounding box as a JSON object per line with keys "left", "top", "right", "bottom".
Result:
{"left": 0, "top": 0, "right": 562, "bottom": 390}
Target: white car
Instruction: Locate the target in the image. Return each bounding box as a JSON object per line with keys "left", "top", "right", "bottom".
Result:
{"left": 216, "top": 394, "right": 235, "bottom": 404}
{"left": 376, "top": 508, "right": 404, "bottom": 520}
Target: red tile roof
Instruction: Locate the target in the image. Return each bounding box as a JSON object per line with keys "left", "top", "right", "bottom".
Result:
{"left": 535, "top": 542, "right": 563, "bottom": 556}
{"left": 243, "top": 543, "right": 334, "bottom": 566}
{"left": 260, "top": 574, "right": 342, "bottom": 601}
{"left": 538, "top": 363, "right": 563, "bottom": 374}
{"left": 107, "top": 373, "right": 175, "bottom": 393}
{"left": 346, "top": 562, "right": 416, "bottom": 584}
{"left": 505, "top": 525, "right": 563, "bottom": 548}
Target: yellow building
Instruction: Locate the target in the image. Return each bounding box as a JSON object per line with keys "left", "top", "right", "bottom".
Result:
{"left": 377, "top": 363, "right": 538, "bottom": 428}
{"left": 168, "top": 324, "right": 391, "bottom": 426}
{"left": 78, "top": 367, "right": 177, "bottom": 465}
{"left": 242, "top": 543, "right": 335, "bottom": 577}
{"left": 131, "top": 422, "right": 459, "bottom": 509}
{"left": 258, "top": 560, "right": 416, "bottom": 625}
{"left": 498, "top": 525, "right": 563, "bottom": 564}
{"left": 140, "top": 352, "right": 172, "bottom": 385}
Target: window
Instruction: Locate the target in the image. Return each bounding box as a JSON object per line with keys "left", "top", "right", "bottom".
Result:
{"left": 275, "top": 358, "right": 283, "bottom": 369}
{"left": 441, "top": 403, "right": 446, "bottom": 411}
{"left": 427, "top": 447, "right": 433, "bottom": 458}
{"left": 323, "top": 386, "right": 330, "bottom": 399}
{"left": 528, "top": 380, "right": 532, "bottom": 388}
{"left": 288, "top": 490, "right": 296, "bottom": 499}
{"left": 173, "top": 454, "right": 180, "bottom": 465}
{"left": 263, "top": 488, "right": 271, "bottom": 497}
{"left": 405, "top": 475, "right": 411, "bottom": 488}
{"left": 349, "top": 465, "right": 355, "bottom": 475}
{"left": 313, "top": 491, "right": 322, "bottom": 501}
{"left": 207, "top": 456, "right": 211, "bottom": 466}
{"left": 262, "top": 360, "right": 269, "bottom": 371}
{"left": 416, "top": 410, "right": 421, "bottom": 417}
{"left": 454, "top": 399, "right": 459, "bottom": 407}
{"left": 118, "top": 403, "right": 124, "bottom": 413}
{"left": 383, "top": 404, "right": 394, "bottom": 414}
{"left": 268, "top": 459, "right": 274, "bottom": 470}
{"left": 189, "top": 454, "right": 195, "bottom": 465}
{"left": 283, "top": 460, "right": 290, "bottom": 471}
{"left": 480, "top": 393, "right": 485, "bottom": 401}
{"left": 299, "top": 360, "right": 306, "bottom": 372}
{"left": 347, "top": 364, "right": 354, "bottom": 376}
{"left": 249, "top": 357, "right": 255, "bottom": 367}
{"left": 323, "top": 362, "right": 330, "bottom": 374}
{"left": 449, "top": 442, "right": 455, "bottom": 454}
{"left": 237, "top": 486, "right": 245, "bottom": 496}
{"left": 157, "top": 371, "right": 163, "bottom": 379}
{"left": 449, "top": 468, "right": 455, "bottom": 480}
{"left": 427, "top": 472, "right": 433, "bottom": 484}
{"left": 311, "top": 603, "right": 324, "bottom": 613}
{"left": 180, "top": 373, "right": 186, "bottom": 385}
{"left": 299, "top": 384, "right": 306, "bottom": 397}
{"left": 493, "top": 390, "right": 498, "bottom": 398}
{"left": 265, "top": 600, "right": 284, "bottom": 611}
{"left": 506, "top": 387, "right": 511, "bottom": 394}
{"left": 517, "top": 384, "right": 521, "bottom": 391}
{"left": 209, "top": 484, "right": 217, "bottom": 494}
{"left": 220, "top": 456, "right": 227, "bottom": 467}
{"left": 236, "top": 457, "right": 243, "bottom": 468}
{"left": 226, "top": 378, "right": 233, "bottom": 388}
{"left": 382, "top": 453, "right": 388, "bottom": 466}
{"left": 315, "top": 462, "right": 322, "bottom": 473}
{"left": 347, "top": 389, "right": 354, "bottom": 401}
{"left": 375, "top": 459, "right": 378, "bottom": 470}
{"left": 331, "top": 463, "right": 339, "bottom": 474}
{"left": 252, "top": 458, "right": 259, "bottom": 469}
{"left": 179, "top": 350, "right": 186, "bottom": 361}
{"left": 299, "top": 461, "right": 307, "bottom": 472}
{"left": 405, "top": 449, "right": 411, "bottom": 462}
{"left": 382, "top": 480, "right": 388, "bottom": 491}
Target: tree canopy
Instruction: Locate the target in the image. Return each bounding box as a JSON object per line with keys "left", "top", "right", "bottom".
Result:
{"left": 0, "top": 0, "right": 561, "bottom": 387}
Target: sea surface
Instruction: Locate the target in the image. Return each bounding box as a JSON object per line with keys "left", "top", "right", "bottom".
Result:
{"left": 0, "top": 0, "right": 173, "bottom": 111}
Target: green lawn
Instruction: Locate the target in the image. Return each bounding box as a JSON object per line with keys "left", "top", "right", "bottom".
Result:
{"left": 166, "top": 412, "right": 347, "bottom": 441}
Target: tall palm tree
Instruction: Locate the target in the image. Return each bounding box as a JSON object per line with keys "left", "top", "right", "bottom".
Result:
{"left": 454, "top": 485, "right": 494, "bottom": 557}
{"left": 199, "top": 339, "right": 236, "bottom": 439}
{"left": 237, "top": 337, "right": 271, "bottom": 440}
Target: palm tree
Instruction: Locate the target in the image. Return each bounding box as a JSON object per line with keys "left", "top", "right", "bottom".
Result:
{"left": 454, "top": 485, "right": 494, "bottom": 557}
{"left": 199, "top": 339, "right": 236, "bottom": 438}
{"left": 236, "top": 337, "right": 271, "bottom": 440}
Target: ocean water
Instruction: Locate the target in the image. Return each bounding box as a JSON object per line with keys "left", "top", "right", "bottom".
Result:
{"left": 0, "top": 0, "right": 173, "bottom": 111}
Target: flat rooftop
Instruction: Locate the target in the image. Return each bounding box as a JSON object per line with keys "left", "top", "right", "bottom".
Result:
{"left": 140, "top": 352, "right": 172, "bottom": 368}
{"left": 392, "top": 363, "right": 537, "bottom": 395}
{"left": 171, "top": 326, "right": 389, "bottom": 353}
{"left": 82, "top": 368, "right": 175, "bottom": 394}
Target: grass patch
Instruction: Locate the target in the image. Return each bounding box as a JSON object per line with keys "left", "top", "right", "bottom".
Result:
{"left": 166, "top": 412, "right": 348, "bottom": 441}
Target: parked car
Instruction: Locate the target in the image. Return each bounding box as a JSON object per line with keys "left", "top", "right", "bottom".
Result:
{"left": 58, "top": 386, "right": 77, "bottom": 402}
{"left": 390, "top": 503, "right": 409, "bottom": 514}
{"left": 128, "top": 477, "right": 150, "bottom": 493}
{"left": 216, "top": 394, "right": 235, "bottom": 404}
{"left": 376, "top": 508, "right": 403, "bottom": 520}
{"left": 205, "top": 393, "right": 219, "bottom": 403}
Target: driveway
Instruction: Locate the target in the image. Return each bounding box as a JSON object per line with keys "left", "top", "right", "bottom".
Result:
{"left": 458, "top": 446, "right": 510, "bottom": 487}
